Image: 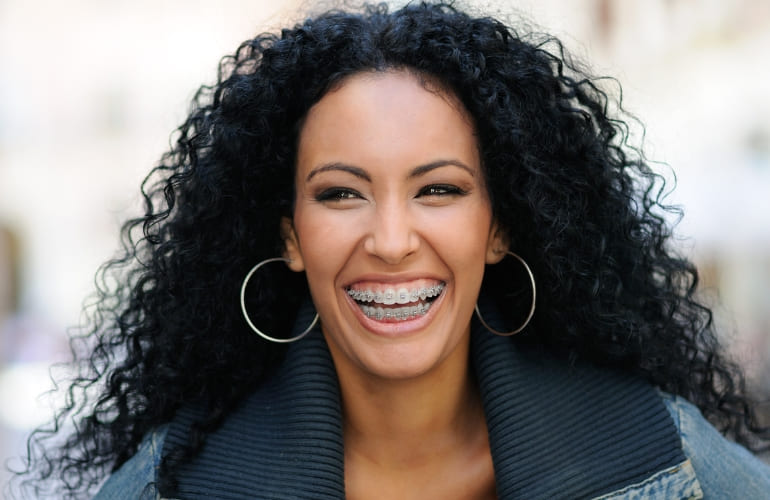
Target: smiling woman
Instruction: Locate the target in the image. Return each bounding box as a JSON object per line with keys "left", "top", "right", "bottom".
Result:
{"left": 14, "top": 2, "right": 770, "bottom": 499}
{"left": 284, "top": 72, "right": 501, "bottom": 497}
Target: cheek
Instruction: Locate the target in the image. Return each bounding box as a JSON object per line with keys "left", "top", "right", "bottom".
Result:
{"left": 293, "top": 210, "right": 357, "bottom": 286}
{"left": 421, "top": 204, "right": 492, "bottom": 253}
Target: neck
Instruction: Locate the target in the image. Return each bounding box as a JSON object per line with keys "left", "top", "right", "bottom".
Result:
{"left": 330, "top": 336, "right": 486, "bottom": 468}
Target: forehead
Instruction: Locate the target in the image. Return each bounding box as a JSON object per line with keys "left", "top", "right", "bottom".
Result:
{"left": 296, "top": 70, "right": 479, "bottom": 174}
{"left": 324, "top": 68, "right": 469, "bottom": 117}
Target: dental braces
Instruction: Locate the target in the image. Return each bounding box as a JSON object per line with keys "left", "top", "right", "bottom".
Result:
{"left": 360, "top": 302, "right": 432, "bottom": 321}
{"left": 347, "top": 283, "right": 445, "bottom": 305}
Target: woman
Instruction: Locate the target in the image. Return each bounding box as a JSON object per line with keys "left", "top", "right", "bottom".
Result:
{"left": 18, "top": 2, "right": 770, "bottom": 499}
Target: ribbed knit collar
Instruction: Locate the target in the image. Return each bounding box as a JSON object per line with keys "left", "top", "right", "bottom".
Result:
{"left": 164, "top": 306, "right": 685, "bottom": 499}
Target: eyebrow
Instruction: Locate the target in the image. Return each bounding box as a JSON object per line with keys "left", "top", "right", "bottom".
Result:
{"left": 306, "top": 163, "right": 371, "bottom": 182}
{"left": 408, "top": 160, "right": 475, "bottom": 179}
{"left": 305, "top": 159, "right": 475, "bottom": 182}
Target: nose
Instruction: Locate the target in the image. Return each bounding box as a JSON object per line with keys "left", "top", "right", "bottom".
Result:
{"left": 363, "top": 200, "right": 420, "bottom": 264}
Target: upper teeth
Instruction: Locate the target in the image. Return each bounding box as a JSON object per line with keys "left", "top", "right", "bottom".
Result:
{"left": 347, "top": 284, "right": 445, "bottom": 305}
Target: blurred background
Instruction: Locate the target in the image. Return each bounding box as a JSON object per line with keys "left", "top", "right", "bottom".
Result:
{"left": 1, "top": 0, "right": 769, "bottom": 485}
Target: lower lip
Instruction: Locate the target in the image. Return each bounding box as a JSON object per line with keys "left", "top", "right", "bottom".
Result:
{"left": 345, "top": 289, "right": 445, "bottom": 338}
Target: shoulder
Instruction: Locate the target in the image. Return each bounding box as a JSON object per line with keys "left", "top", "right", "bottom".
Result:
{"left": 659, "top": 391, "right": 770, "bottom": 497}
{"left": 92, "top": 425, "right": 169, "bottom": 500}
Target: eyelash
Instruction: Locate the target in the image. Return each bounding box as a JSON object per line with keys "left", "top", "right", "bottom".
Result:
{"left": 418, "top": 184, "right": 467, "bottom": 197}
{"left": 315, "top": 188, "right": 361, "bottom": 202}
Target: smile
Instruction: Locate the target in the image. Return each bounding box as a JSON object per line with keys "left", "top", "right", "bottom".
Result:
{"left": 346, "top": 282, "right": 445, "bottom": 322}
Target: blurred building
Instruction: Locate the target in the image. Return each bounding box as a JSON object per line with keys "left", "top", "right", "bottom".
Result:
{"left": 1, "top": 0, "right": 769, "bottom": 483}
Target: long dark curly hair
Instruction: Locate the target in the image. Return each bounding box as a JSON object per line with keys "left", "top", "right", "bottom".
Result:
{"left": 15, "top": 2, "right": 768, "bottom": 498}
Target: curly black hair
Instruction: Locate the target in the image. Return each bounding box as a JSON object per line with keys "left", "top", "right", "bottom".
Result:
{"left": 15, "top": 2, "right": 768, "bottom": 498}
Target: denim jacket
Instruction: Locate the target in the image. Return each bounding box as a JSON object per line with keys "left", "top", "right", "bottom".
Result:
{"left": 95, "top": 317, "right": 770, "bottom": 499}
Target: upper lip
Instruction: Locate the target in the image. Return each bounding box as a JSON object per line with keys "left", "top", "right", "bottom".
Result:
{"left": 342, "top": 273, "right": 446, "bottom": 288}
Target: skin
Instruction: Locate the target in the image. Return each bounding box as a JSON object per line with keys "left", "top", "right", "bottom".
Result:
{"left": 283, "top": 70, "right": 504, "bottom": 499}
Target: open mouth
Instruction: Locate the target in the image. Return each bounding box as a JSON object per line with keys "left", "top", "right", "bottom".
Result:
{"left": 346, "top": 282, "right": 445, "bottom": 322}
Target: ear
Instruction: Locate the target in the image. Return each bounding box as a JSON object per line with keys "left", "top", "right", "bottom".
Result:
{"left": 280, "top": 217, "right": 305, "bottom": 272}
{"left": 485, "top": 221, "right": 509, "bottom": 264}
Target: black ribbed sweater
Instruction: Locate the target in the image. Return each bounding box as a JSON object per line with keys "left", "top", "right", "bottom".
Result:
{"left": 162, "top": 307, "right": 686, "bottom": 499}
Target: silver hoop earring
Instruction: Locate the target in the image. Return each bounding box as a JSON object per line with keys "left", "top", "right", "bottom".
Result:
{"left": 240, "top": 257, "right": 318, "bottom": 343}
{"left": 475, "top": 251, "right": 536, "bottom": 336}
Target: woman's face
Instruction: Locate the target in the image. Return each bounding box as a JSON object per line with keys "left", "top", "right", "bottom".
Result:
{"left": 283, "top": 70, "right": 506, "bottom": 381}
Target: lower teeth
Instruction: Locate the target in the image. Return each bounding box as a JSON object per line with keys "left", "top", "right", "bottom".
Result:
{"left": 361, "top": 302, "right": 431, "bottom": 321}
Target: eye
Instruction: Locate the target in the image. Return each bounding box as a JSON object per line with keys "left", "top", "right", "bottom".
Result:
{"left": 418, "top": 184, "right": 467, "bottom": 197}
{"left": 315, "top": 187, "right": 362, "bottom": 202}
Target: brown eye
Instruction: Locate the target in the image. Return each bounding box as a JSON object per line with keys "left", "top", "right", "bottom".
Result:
{"left": 315, "top": 188, "right": 361, "bottom": 202}
{"left": 418, "top": 184, "right": 466, "bottom": 197}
